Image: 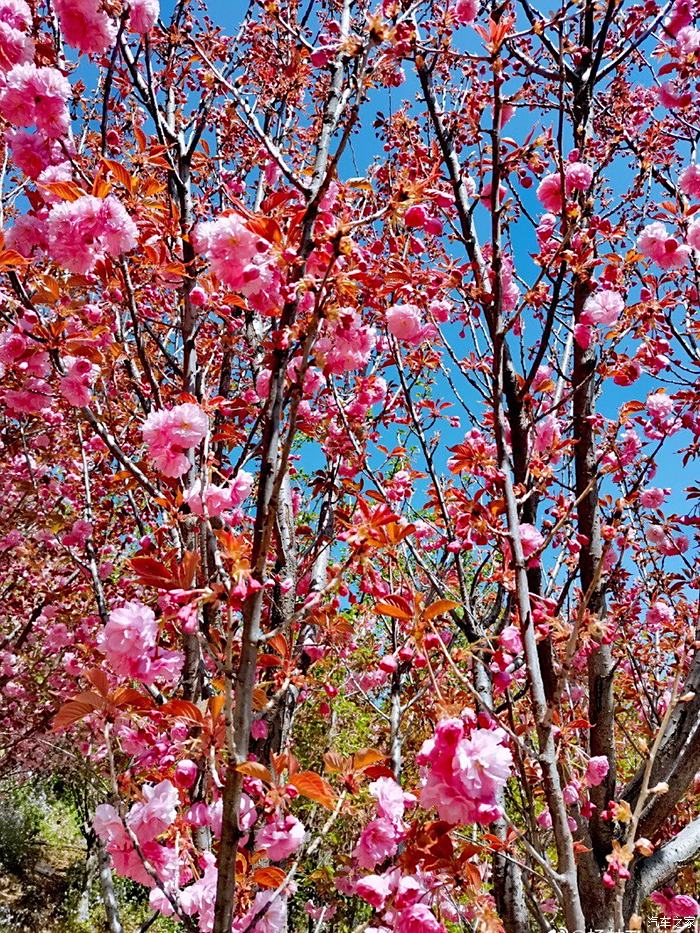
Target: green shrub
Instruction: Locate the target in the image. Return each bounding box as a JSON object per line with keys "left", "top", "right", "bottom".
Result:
{"left": 0, "top": 781, "right": 43, "bottom": 875}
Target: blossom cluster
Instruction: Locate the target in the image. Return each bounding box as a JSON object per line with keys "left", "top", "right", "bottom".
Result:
{"left": 47, "top": 194, "right": 138, "bottom": 274}
{"left": 94, "top": 780, "right": 179, "bottom": 887}
{"left": 0, "top": 0, "right": 33, "bottom": 69}
{"left": 54, "top": 0, "right": 159, "bottom": 54}
{"left": 416, "top": 718, "right": 513, "bottom": 825}
{"left": 142, "top": 403, "right": 209, "bottom": 478}
{"left": 193, "top": 213, "right": 282, "bottom": 314}
{"left": 100, "top": 601, "right": 182, "bottom": 685}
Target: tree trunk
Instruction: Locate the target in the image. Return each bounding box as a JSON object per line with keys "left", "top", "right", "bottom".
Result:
{"left": 97, "top": 837, "right": 123, "bottom": 933}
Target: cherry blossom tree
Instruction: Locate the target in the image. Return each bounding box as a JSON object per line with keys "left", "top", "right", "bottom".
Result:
{"left": 0, "top": 0, "right": 699, "bottom": 931}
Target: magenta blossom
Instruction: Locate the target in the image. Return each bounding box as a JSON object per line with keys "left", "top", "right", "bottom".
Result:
{"left": 417, "top": 719, "right": 512, "bottom": 825}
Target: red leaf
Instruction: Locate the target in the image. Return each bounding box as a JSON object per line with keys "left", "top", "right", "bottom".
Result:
{"left": 362, "top": 764, "right": 396, "bottom": 781}
{"left": 130, "top": 556, "right": 175, "bottom": 589}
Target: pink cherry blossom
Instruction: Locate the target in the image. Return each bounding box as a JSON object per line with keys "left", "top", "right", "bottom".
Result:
{"left": 675, "top": 24, "right": 700, "bottom": 54}
{"left": 664, "top": 0, "right": 693, "bottom": 36}
{"left": 581, "top": 289, "right": 624, "bottom": 326}
{"left": 100, "top": 600, "right": 182, "bottom": 685}
{"left": 370, "top": 776, "right": 415, "bottom": 824}
{"left": 499, "top": 624, "right": 523, "bottom": 654}
{"left": 386, "top": 303, "right": 424, "bottom": 344}
{"left": 184, "top": 473, "right": 251, "bottom": 516}
{"left": 142, "top": 403, "right": 208, "bottom": 478}
{"left": 229, "top": 469, "right": 253, "bottom": 505}
{"left": 53, "top": 0, "right": 117, "bottom": 54}
{"left": 658, "top": 81, "right": 693, "bottom": 109}
{"left": 639, "top": 486, "right": 669, "bottom": 508}
{"left": 7, "top": 129, "right": 64, "bottom": 179}
{"left": 0, "top": 64, "right": 72, "bottom": 138}
{"left": 47, "top": 195, "right": 138, "bottom": 274}
{"left": 37, "top": 161, "right": 74, "bottom": 204}
{"left": 679, "top": 164, "right": 700, "bottom": 198}
{"left": 454, "top": 0, "right": 478, "bottom": 24}
{"left": 650, "top": 889, "right": 700, "bottom": 918}
{"left": 417, "top": 719, "right": 513, "bottom": 825}
{"left": 0, "top": 0, "right": 31, "bottom": 32}
{"left": 162, "top": 851, "right": 218, "bottom": 929}
{"left": 536, "top": 212, "right": 558, "bottom": 245}
{"left": 127, "top": 780, "right": 179, "bottom": 842}
{"left": 637, "top": 222, "right": 690, "bottom": 269}
{"left": 404, "top": 204, "right": 429, "bottom": 227}
{"left": 174, "top": 759, "right": 198, "bottom": 789}
{"left": 646, "top": 601, "right": 674, "bottom": 627}
{"left": 479, "top": 180, "right": 506, "bottom": 209}
{"left": 646, "top": 524, "right": 687, "bottom": 556}
{"left": 565, "top": 161, "right": 593, "bottom": 192}
{"left": 315, "top": 308, "right": 376, "bottom": 373}
{"left": 255, "top": 813, "right": 305, "bottom": 861}
{"left": 129, "top": 0, "right": 159, "bottom": 33}
{"left": 94, "top": 803, "right": 177, "bottom": 888}
{"left": 646, "top": 391, "right": 678, "bottom": 435}
{"left": 4, "top": 377, "right": 52, "bottom": 415}
{"left": 687, "top": 219, "right": 700, "bottom": 251}
{"left": 355, "top": 873, "right": 393, "bottom": 910}
{"left": 59, "top": 357, "right": 96, "bottom": 407}
{"left": 353, "top": 817, "right": 402, "bottom": 868}
{"left": 4, "top": 212, "right": 49, "bottom": 257}
{"left": 232, "top": 890, "right": 290, "bottom": 933}
{"left": 101, "top": 601, "right": 157, "bottom": 666}
{"left": 395, "top": 903, "right": 447, "bottom": 933}
{"left": 0, "top": 5, "right": 33, "bottom": 69}
{"left": 194, "top": 213, "right": 280, "bottom": 313}
{"left": 532, "top": 414, "right": 560, "bottom": 455}
{"left": 584, "top": 756, "right": 610, "bottom": 787}
{"left": 537, "top": 173, "right": 564, "bottom": 213}
{"left": 519, "top": 522, "right": 545, "bottom": 561}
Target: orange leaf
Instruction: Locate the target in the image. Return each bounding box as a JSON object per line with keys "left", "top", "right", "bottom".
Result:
{"left": 289, "top": 771, "right": 336, "bottom": 809}
{"left": 252, "top": 867, "right": 287, "bottom": 889}
{"left": 352, "top": 748, "right": 386, "bottom": 772}
{"left": 85, "top": 668, "right": 110, "bottom": 696}
{"left": 236, "top": 761, "right": 273, "bottom": 783}
{"left": 423, "top": 600, "right": 460, "bottom": 621}
{"left": 0, "top": 248, "right": 30, "bottom": 269}
{"left": 482, "top": 832, "right": 509, "bottom": 851}
{"left": 112, "top": 687, "right": 153, "bottom": 711}
{"left": 40, "top": 181, "right": 85, "bottom": 201}
{"left": 159, "top": 699, "right": 205, "bottom": 724}
{"left": 178, "top": 550, "right": 199, "bottom": 589}
{"left": 323, "top": 751, "right": 348, "bottom": 774}
{"left": 208, "top": 694, "right": 225, "bottom": 721}
{"left": 92, "top": 176, "right": 112, "bottom": 199}
{"left": 102, "top": 158, "right": 135, "bottom": 191}
{"left": 267, "top": 634, "right": 289, "bottom": 658}
{"left": 52, "top": 698, "right": 101, "bottom": 732}
{"left": 375, "top": 597, "right": 413, "bottom": 621}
